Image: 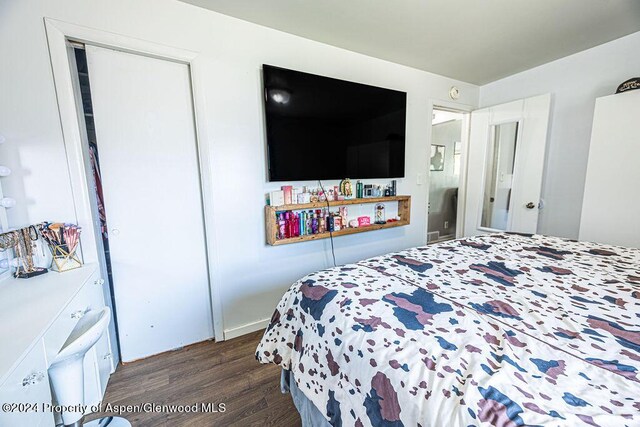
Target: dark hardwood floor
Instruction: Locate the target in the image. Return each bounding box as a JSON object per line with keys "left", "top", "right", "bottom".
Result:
{"left": 85, "top": 330, "right": 301, "bottom": 426}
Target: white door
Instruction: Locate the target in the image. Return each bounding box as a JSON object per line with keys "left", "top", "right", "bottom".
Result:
{"left": 85, "top": 45, "right": 213, "bottom": 362}
{"left": 463, "top": 94, "right": 551, "bottom": 236}
{"left": 580, "top": 90, "right": 640, "bottom": 247}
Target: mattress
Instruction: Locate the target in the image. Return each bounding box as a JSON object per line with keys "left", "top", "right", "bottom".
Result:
{"left": 256, "top": 233, "right": 640, "bottom": 426}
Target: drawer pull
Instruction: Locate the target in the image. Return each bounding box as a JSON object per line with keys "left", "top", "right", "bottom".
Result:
{"left": 71, "top": 309, "right": 87, "bottom": 319}
{"left": 103, "top": 353, "right": 112, "bottom": 360}
{"left": 22, "top": 372, "right": 45, "bottom": 388}
{"left": 94, "top": 278, "right": 105, "bottom": 286}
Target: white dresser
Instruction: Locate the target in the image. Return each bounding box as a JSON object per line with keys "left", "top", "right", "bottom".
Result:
{"left": 0, "top": 265, "right": 113, "bottom": 426}
{"left": 579, "top": 89, "right": 640, "bottom": 248}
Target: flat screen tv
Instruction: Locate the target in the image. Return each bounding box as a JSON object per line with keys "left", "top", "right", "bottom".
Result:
{"left": 263, "top": 65, "right": 407, "bottom": 182}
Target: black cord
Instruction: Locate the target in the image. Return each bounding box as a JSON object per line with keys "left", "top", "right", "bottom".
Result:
{"left": 318, "top": 180, "right": 337, "bottom": 267}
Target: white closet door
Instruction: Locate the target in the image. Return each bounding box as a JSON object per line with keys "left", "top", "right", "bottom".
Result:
{"left": 580, "top": 90, "right": 640, "bottom": 247}
{"left": 463, "top": 94, "right": 551, "bottom": 236}
{"left": 86, "top": 45, "right": 212, "bottom": 362}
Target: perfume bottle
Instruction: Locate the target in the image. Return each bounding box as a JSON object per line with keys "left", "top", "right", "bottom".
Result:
{"left": 375, "top": 203, "right": 386, "bottom": 224}
{"left": 306, "top": 210, "right": 313, "bottom": 233}
{"left": 339, "top": 206, "right": 348, "bottom": 226}
{"left": 291, "top": 211, "right": 300, "bottom": 237}
{"left": 300, "top": 211, "right": 306, "bottom": 235}
{"left": 284, "top": 212, "right": 290, "bottom": 239}
{"left": 333, "top": 214, "right": 342, "bottom": 231}
{"left": 356, "top": 180, "right": 363, "bottom": 198}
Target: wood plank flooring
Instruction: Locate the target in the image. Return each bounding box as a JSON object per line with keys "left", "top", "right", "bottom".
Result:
{"left": 85, "top": 330, "right": 301, "bottom": 426}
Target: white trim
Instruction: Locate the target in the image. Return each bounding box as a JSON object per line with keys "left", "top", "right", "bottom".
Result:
{"left": 43, "top": 18, "right": 225, "bottom": 342}
{"left": 0, "top": 177, "right": 12, "bottom": 281}
{"left": 224, "top": 318, "right": 270, "bottom": 340}
{"left": 454, "top": 110, "right": 472, "bottom": 239}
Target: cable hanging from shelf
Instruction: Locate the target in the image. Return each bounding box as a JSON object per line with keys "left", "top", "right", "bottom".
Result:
{"left": 318, "top": 180, "right": 337, "bottom": 268}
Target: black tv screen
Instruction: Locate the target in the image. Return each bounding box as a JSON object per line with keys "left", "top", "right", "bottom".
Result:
{"left": 263, "top": 65, "right": 407, "bottom": 181}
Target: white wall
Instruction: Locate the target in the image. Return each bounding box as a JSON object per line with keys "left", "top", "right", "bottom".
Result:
{"left": 0, "top": 0, "right": 478, "bottom": 337}
{"left": 479, "top": 31, "right": 640, "bottom": 239}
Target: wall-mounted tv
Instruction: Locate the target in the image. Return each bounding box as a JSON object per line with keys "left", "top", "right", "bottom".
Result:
{"left": 263, "top": 65, "right": 407, "bottom": 182}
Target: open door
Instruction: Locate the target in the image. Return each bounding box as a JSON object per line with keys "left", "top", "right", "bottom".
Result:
{"left": 463, "top": 94, "right": 551, "bottom": 236}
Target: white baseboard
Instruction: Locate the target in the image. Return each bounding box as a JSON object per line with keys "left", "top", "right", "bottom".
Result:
{"left": 224, "top": 317, "right": 270, "bottom": 340}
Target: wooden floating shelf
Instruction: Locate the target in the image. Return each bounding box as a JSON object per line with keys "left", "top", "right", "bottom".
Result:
{"left": 265, "top": 195, "right": 411, "bottom": 246}
{"left": 270, "top": 220, "right": 409, "bottom": 246}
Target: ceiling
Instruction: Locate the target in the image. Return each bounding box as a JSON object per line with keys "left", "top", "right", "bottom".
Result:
{"left": 179, "top": 0, "right": 640, "bottom": 85}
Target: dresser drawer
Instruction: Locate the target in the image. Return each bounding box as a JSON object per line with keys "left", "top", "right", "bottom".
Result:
{"left": 42, "top": 278, "right": 93, "bottom": 366}
{"left": 0, "top": 341, "right": 54, "bottom": 427}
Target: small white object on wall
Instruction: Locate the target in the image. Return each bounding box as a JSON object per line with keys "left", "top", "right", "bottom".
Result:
{"left": 449, "top": 86, "right": 460, "bottom": 100}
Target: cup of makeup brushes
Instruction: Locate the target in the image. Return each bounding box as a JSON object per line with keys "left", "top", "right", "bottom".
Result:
{"left": 50, "top": 244, "right": 82, "bottom": 272}
{"left": 38, "top": 222, "right": 83, "bottom": 272}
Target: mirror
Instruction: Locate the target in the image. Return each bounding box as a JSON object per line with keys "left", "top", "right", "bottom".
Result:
{"left": 481, "top": 121, "right": 519, "bottom": 230}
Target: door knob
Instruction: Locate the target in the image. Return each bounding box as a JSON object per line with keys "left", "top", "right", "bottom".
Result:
{"left": 525, "top": 202, "right": 536, "bottom": 209}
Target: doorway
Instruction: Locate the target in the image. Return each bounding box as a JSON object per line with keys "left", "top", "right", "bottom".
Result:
{"left": 70, "top": 44, "right": 214, "bottom": 362}
{"left": 427, "top": 108, "right": 466, "bottom": 244}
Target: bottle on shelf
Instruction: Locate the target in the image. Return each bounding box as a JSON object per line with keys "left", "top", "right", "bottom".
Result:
{"left": 318, "top": 212, "right": 326, "bottom": 233}
{"left": 311, "top": 213, "right": 318, "bottom": 234}
{"left": 299, "top": 211, "right": 306, "bottom": 235}
{"left": 278, "top": 213, "right": 286, "bottom": 240}
{"left": 284, "top": 212, "right": 291, "bottom": 238}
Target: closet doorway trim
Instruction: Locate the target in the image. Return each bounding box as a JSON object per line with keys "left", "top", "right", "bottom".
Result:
{"left": 44, "top": 18, "right": 224, "bottom": 341}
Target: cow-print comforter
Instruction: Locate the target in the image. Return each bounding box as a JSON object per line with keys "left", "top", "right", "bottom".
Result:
{"left": 256, "top": 233, "right": 640, "bottom": 426}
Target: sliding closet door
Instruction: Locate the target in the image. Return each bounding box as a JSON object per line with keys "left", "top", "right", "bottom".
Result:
{"left": 85, "top": 45, "right": 212, "bottom": 362}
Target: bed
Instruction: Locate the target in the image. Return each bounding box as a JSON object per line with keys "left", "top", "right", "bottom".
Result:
{"left": 256, "top": 233, "right": 640, "bottom": 426}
